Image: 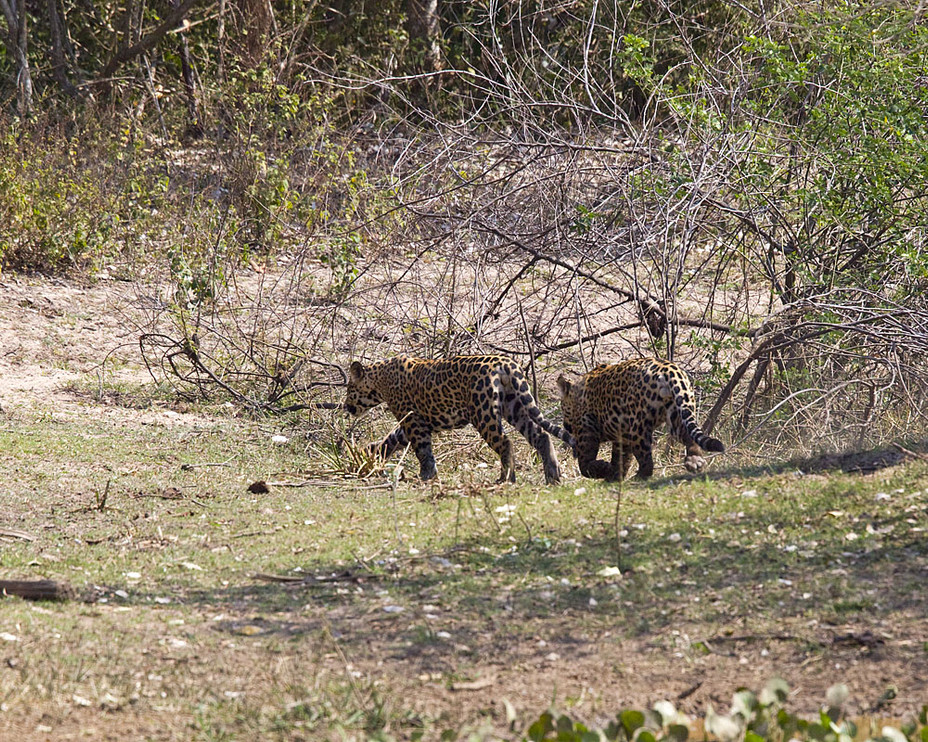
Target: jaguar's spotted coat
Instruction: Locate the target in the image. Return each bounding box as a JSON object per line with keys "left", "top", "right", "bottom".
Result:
{"left": 345, "top": 355, "right": 574, "bottom": 484}
{"left": 557, "top": 359, "right": 724, "bottom": 480}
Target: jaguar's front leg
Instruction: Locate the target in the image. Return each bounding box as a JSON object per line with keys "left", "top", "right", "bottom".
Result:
{"left": 609, "top": 442, "right": 633, "bottom": 481}
{"left": 368, "top": 426, "right": 409, "bottom": 461}
{"left": 405, "top": 416, "right": 438, "bottom": 481}
{"left": 576, "top": 425, "right": 611, "bottom": 479}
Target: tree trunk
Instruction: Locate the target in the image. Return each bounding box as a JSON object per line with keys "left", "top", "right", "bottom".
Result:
{"left": 46, "top": 0, "right": 80, "bottom": 97}
{"left": 405, "top": 0, "right": 442, "bottom": 104}
{"left": 234, "top": 0, "right": 273, "bottom": 66}
{"left": 97, "top": 0, "right": 199, "bottom": 89}
{"left": 406, "top": 0, "right": 442, "bottom": 74}
{"left": 174, "top": 0, "right": 202, "bottom": 138}
{"left": 0, "top": 0, "right": 34, "bottom": 115}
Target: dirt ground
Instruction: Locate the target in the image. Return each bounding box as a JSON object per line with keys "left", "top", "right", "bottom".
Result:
{"left": 1, "top": 273, "right": 926, "bottom": 739}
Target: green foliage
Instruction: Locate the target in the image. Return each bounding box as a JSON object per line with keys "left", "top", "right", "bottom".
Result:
{"left": 439, "top": 0, "right": 748, "bottom": 122}
{"left": 522, "top": 680, "right": 928, "bottom": 742}
{"left": 569, "top": 204, "right": 608, "bottom": 236}
{"left": 0, "top": 125, "right": 152, "bottom": 272}
{"left": 687, "top": 332, "right": 743, "bottom": 391}
{"left": 729, "top": 3, "right": 928, "bottom": 293}
{"left": 615, "top": 34, "right": 655, "bottom": 87}
{"left": 168, "top": 244, "right": 221, "bottom": 308}
{"left": 319, "top": 231, "right": 362, "bottom": 299}
{"left": 219, "top": 63, "right": 310, "bottom": 142}
{"left": 231, "top": 146, "right": 295, "bottom": 249}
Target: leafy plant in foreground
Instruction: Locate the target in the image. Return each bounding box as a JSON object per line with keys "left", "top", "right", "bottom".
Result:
{"left": 524, "top": 679, "right": 928, "bottom": 742}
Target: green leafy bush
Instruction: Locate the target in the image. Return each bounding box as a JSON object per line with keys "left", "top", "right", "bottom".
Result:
{"left": 0, "top": 119, "right": 173, "bottom": 274}
{"left": 524, "top": 680, "right": 927, "bottom": 742}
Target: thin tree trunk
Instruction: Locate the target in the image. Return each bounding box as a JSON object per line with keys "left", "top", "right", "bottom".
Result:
{"left": 406, "top": 0, "right": 441, "bottom": 73}
{"left": 174, "top": 0, "right": 202, "bottom": 138}
{"left": 405, "top": 0, "right": 442, "bottom": 103}
{"left": 236, "top": 0, "right": 272, "bottom": 66}
{"left": 97, "top": 0, "right": 199, "bottom": 88}
{"left": 46, "top": 0, "right": 79, "bottom": 97}
{"left": 217, "top": 0, "right": 226, "bottom": 79}
{"left": 0, "top": 0, "right": 33, "bottom": 115}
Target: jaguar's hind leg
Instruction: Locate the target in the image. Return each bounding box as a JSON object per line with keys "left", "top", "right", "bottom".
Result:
{"left": 471, "top": 381, "right": 516, "bottom": 483}
{"left": 478, "top": 421, "right": 515, "bottom": 483}
{"left": 633, "top": 445, "right": 654, "bottom": 479}
{"left": 668, "top": 404, "right": 722, "bottom": 472}
{"left": 504, "top": 400, "right": 561, "bottom": 485}
{"left": 606, "top": 432, "right": 654, "bottom": 480}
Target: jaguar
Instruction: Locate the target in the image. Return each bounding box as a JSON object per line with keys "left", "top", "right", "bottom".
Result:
{"left": 556, "top": 359, "right": 724, "bottom": 480}
{"left": 345, "top": 355, "right": 575, "bottom": 484}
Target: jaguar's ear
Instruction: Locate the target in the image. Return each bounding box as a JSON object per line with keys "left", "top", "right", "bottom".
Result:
{"left": 556, "top": 374, "right": 572, "bottom": 397}
{"left": 349, "top": 361, "right": 365, "bottom": 382}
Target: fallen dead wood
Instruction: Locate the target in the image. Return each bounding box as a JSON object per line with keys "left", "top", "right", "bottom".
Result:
{"left": 677, "top": 681, "right": 703, "bottom": 700}
{"left": 252, "top": 570, "right": 374, "bottom": 585}
{"left": 892, "top": 442, "right": 928, "bottom": 461}
{"left": 450, "top": 676, "right": 496, "bottom": 691}
{"left": 0, "top": 579, "right": 74, "bottom": 601}
{"left": 252, "top": 573, "right": 305, "bottom": 583}
{"left": 265, "top": 479, "right": 394, "bottom": 490}
{"left": 180, "top": 459, "right": 234, "bottom": 470}
{"left": 0, "top": 528, "right": 35, "bottom": 541}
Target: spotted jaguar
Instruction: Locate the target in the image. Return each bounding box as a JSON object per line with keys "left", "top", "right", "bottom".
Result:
{"left": 345, "top": 355, "right": 575, "bottom": 484}
{"left": 557, "top": 359, "right": 724, "bottom": 480}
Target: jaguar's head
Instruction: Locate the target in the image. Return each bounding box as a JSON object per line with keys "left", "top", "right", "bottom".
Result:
{"left": 344, "top": 361, "right": 383, "bottom": 416}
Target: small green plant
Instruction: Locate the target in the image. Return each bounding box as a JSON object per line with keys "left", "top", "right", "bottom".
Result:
{"left": 687, "top": 332, "right": 744, "bottom": 392}
{"left": 168, "top": 245, "right": 221, "bottom": 308}
{"left": 0, "top": 139, "right": 115, "bottom": 272}
{"left": 320, "top": 231, "right": 362, "bottom": 298}
{"left": 568, "top": 204, "right": 608, "bottom": 236}
{"left": 616, "top": 34, "right": 655, "bottom": 87}
{"left": 524, "top": 679, "right": 928, "bottom": 742}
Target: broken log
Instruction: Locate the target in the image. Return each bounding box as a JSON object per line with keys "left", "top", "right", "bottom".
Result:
{"left": 0, "top": 528, "right": 35, "bottom": 541}
{"left": 0, "top": 579, "right": 74, "bottom": 601}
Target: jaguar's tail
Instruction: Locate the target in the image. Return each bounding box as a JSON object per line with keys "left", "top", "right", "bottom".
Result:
{"left": 511, "top": 371, "right": 576, "bottom": 450}
{"left": 679, "top": 406, "right": 725, "bottom": 453}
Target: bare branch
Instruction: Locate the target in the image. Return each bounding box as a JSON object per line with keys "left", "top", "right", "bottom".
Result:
{"left": 97, "top": 0, "right": 200, "bottom": 84}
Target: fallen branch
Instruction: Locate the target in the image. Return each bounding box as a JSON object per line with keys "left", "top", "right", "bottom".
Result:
{"left": 180, "top": 459, "right": 234, "bottom": 470}
{"left": 252, "top": 569, "right": 374, "bottom": 585}
{"left": 707, "top": 633, "right": 799, "bottom": 644}
{"left": 0, "top": 579, "right": 74, "bottom": 601}
{"left": 451, "top": 676, "right": 496, "bottom": 691}
{"left": 0, "top": 528, "right": 35, "bottom": 541}
{"left": 677, "top": 681, "right": 703, "bottom": 700}
{"left": 231, "top": 529, "right": 280, "bottom": 539}
{"left": 139, "top": 333, "right": 346, "bottom": 413}
{"left": 275, "top": 402, "right": 344, "bottom": 412}
{"left": 892, "top": 442, "right": 928, "bottom": 461}
{"left": 266, "top": 479, "right": 394, "bottom": 490}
